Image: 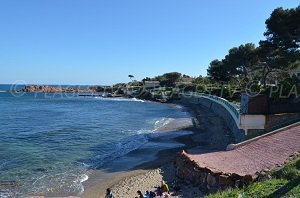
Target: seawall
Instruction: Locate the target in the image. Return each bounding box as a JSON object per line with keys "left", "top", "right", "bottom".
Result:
{"left": 180, "top": 96, "right": 245, "bottom": 143}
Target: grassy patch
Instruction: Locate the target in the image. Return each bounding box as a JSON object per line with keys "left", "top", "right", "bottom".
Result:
{"left": 205, "top": 157, "right": 300, "bottom": 198}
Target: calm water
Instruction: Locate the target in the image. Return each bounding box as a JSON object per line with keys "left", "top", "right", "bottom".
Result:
{"left": 0, "top": 88, "right": 189, "bottom": 197}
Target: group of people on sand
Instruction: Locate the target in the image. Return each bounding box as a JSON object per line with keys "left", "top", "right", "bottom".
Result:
{"left": 136, "top": 180, "right": 170, "bottom": 198}
{"left": 136, "top": 190, "right": 156, "bottom": 198}
{"left": 105, "top": 180, "right": 173, "bottom": 198}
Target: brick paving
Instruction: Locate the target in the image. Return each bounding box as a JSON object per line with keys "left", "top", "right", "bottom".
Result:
{"left": 186, "top": 124, "right": 300, "bottom": 176}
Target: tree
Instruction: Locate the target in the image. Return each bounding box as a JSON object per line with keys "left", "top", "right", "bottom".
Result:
{"left": 205, "top": 6, "right": 299, "bottom": 89}
{"left": 207, "top": 44, "right": 258, "bottom": 84}
{"left": 264, "top": 6, "right": 300, "bottom": 52}
{"left": 182, "top": 74, "right": 191, "bottom": 78}
{"left": 223, "top": 43, "right": 258, "bottom": 81}
{"left": 159, "top": 72, "right": 182, "bottom": 86}
{"left": 142, "top": 77, "right": 151, "bottom": 82}
{"left": 254, "top": 6, "right": 300, "bottom": 86}
{"left": 193, "top": 75, "right": 210, "bottom": 84}
{"left": 255, "top": 40, "right": 289, "bottom": 86}
{"left": 128, "top": 75, "right": 134, "bottom": 81}
{"left": 207, "top": 59, "right": 231, "bottom": 82}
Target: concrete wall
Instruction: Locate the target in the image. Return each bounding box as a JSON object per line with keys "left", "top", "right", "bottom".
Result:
{"left": 180, "top": 96, "right": 245, "bottom": 143}
{"left": 265, "top": 113, "right": 300, "bottom": 131}
{"left": 246, "top": 113, "right": 300, "bottom": 138}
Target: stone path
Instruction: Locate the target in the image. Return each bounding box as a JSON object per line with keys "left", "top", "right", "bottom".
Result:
{"left": 186, "top": 123, "right": 300, "bottom": 176}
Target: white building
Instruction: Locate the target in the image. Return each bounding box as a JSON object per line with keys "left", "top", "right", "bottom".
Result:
{"left": 144, "top": 81, "right": 160, "bottom": 89}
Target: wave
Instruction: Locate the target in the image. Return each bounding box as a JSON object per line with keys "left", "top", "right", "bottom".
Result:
{"left": 88, "top": 133, "right": 149, "bottom": 169}
{"left": 154, "top": 117, "right": 174, "bottom": 130}
{"left": 94, "top": 97, "right": 145, "bottom": 102}
{"left": 28, "top": 167, "right": 88, "bottom": 196}
{"left": 70, "top": 174, "right": 89, "bottom": 195}
{"left": 85, "top": 117, "right": 186, "bottom": 169}
{"left": 89, "top": 117, "right": 192, "bottom": 169}
{"left": 0, "top": 168, "right": 88, "bottom": 197}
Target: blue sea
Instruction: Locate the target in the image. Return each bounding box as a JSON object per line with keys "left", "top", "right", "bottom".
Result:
{"left": 0, "top": 85, "right": 190, "bottom": 197}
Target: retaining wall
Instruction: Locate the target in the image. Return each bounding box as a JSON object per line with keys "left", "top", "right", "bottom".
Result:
{"left": 247, "top": 113, "right": 300, "bottom": 138}
{"left": 175, "top": 151, "right": 256, "bottom": 193}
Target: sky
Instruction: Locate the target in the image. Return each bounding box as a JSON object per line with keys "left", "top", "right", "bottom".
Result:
{"left": 0, "top": 0, "right": 299, "bottom": 85}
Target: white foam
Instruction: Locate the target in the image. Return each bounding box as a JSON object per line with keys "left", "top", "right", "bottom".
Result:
{"left": 94, "top": 97, "right": 145, "bottom": 102}
{"left": 72, "top": 174, "right": 89, "bottom": 194}
{"left": 154, "top": 117, "right": 174, "bottom": 130}
{"left": 80, "top": 174, "right": 89, "bottom": 183}
{"left": 171, "top": 104, "right": 183, "bottom": 109}
{"left": 25, "top": 167, "right": 89, "bottom": 196}
{"left": 149, "top": 130, "right": 193, "bottom": 139}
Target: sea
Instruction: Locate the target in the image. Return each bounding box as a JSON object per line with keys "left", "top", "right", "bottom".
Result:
{"left": 0, "top": 84, "right": 191, "bottom": 197}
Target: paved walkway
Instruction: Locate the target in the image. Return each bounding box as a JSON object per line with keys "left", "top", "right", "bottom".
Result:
{"left": 186, "top": 124, "right": 300, "bottom": 176}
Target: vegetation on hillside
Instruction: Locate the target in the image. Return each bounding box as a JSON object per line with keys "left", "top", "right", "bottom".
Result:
{"left": 205, "top": 6, "right": 299, "bottom": 101}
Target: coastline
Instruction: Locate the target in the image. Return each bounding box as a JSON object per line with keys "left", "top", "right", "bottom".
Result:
{"left": 81, "top": 101, "right": 234, "bottom": 198}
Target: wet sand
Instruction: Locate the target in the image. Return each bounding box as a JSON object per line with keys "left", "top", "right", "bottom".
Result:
{"left": 81, "top": 101, "right": 234, "bottom": 198}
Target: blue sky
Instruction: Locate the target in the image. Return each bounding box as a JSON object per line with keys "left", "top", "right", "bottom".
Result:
{"left": 0, "top": 0, "right": 299, "bottom": 85}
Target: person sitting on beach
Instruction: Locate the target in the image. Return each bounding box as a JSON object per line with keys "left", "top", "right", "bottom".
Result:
{"left": 149, "top": 190, "right": 156, "bottom": 198}
{"left": 156, "top": 186, "right": 162, "bottom": 196}
{"left": 105, "top": 188, "right": 115, "bottom": 198}
{"left": 137, "top": 190, "right": 144, "bottom": 198}
{"left": 161, "top": 180, "right": 170, "bottom": 194}
{"left": 144, "top": 190, "right": 150, "bottom": 198}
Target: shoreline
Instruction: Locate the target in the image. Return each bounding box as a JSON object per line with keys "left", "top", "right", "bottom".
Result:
{"left": 81, "top": 118, "right": 196, "bottom": 197}
{"left": 81, "top": 101, "right": 234, "bottom": 198}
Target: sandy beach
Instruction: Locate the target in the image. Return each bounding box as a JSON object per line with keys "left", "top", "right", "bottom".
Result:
{"left": 81, "top": 101, "right": 234, "bottom": 198}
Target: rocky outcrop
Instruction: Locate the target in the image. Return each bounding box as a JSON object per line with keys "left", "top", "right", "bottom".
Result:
{"left": 20, "top": 85, "right": 97, "bottom": 93}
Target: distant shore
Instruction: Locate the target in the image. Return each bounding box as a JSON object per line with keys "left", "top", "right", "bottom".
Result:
{"left": 81, "top": 101, "right": 234, "bottom": 198}
{"left": 8, "top": 85, "right": 97, "bottom": 93}
{"left": 6, "top": 84, "right": 175, "bottom": 103}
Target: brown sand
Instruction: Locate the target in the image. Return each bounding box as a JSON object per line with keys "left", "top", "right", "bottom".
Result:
{"left": 82, "top": 102, "right": 233, "bottom": 198}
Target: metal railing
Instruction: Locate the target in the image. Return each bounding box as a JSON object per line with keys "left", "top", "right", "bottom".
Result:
{"left": 180, "top": 92, "right": 241, "bottom": 125}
